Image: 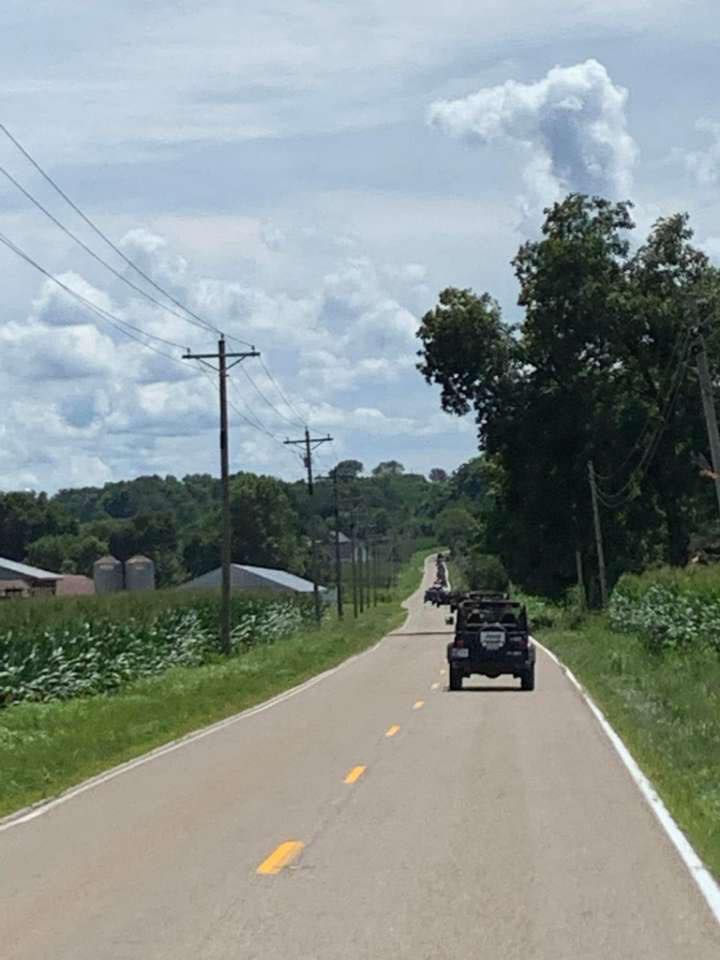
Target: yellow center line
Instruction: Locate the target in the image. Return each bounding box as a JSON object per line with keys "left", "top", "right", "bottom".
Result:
{"left": 344, "top": 765, "right": 367, "bottom": 784}
{"left": 431, "top": 682, "right": 440, "bottom": 690}
{"left": 385, "top": 724, "right": 401, "bottom": 738}
{"left": 256, "top": 840, "right": 304, "bottom": 875}
{"left": 413, "top": 700, "right": 425, "bottom": 710}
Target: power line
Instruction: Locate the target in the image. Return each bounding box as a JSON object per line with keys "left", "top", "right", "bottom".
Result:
{"left": 595, "top": 334, "right": 691, "bottom": 510}
{"left": 0, "top": 161, "right": 233, "bottom": 343}
{"left": 0, "top": 229, "right": 190, "bottom": 363}
{"left": 0, "top": 122, "right": 254, "bottom": 345}
{"left": 258, "top": 356, "right": 308, "bottom": 428}
{"left": 595, "top": 329, "right": 691, "bottom": 485}
{"left": 236, "top": 362, "right": 307, "bottom": 430}
{"left": 226, "top": 373, "right": 288, "bottom": 442}
{"left": 0, "top": 227, "right": 305, "bottom": 462}
{"left": 2, "top": 147, "right": 311, "bottom": 433}
{"left": 197, "top": 365, "right": 303, "bottom": 472}
{"left": 0, "top": 125, "right": 336, "bottom": 441}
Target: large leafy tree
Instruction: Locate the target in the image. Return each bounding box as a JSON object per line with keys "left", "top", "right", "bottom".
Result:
{"left": 332, "top": 460, "right": 364, "bottom": 478}
{"left": 418, "top": 194, "right": 719, "bottom": 596}
{"left": 230, "top": 474, "right": 306, "bottom": 571}
{"left": 0, "top": 492, "right": 76, "bottom": 563}
{"left": 26, "top": 533, "right": 108, "bottom": 576}
{"left": 372, "top": 460, "right": 405, "bottom": 477}
{"left": 604, "top": 214, "right": 720, "bottom": 564}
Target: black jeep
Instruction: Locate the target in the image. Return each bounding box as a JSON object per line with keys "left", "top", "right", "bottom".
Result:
{"left": 446, "top": 595, "right": 535, "bottom": 691}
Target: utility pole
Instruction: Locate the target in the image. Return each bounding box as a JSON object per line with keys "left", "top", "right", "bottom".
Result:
{"left": 183, "top": 338, "right": 259, "bottom": 654}
{"left": 587, "top": 461, "right": 608, "bottom": 608}
{"left": 575, "top": 548, "right": 586, "bottom": 610}
{"left": 332, "top": 471, "right": 344, "bottom": 619}
{"left": 693, "top": 327, "right": 720, "bottom": 517}
{"left": 350, "top": 517, "right": 359, "bottom": 617}
{"left": 370, "top": 535, "right": 388, "bottom": 606}
{"left": 284, "top": 429, "right": 332, "bottom": 623}
{"left": 364, "top": 530, "right": 372, "bottom": 610}
{"left": 370, "top": 536, "right": 385, "bottom": 606}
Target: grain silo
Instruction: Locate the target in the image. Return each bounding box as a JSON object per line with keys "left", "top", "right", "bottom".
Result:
{"left": 125, "top": 555, "right": 156, "bottom": 592}
{"left": 93, "top": 555, "right": 123, "bottom": 594}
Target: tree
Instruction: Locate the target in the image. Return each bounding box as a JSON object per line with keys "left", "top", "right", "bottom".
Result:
{"left": 26, "top": 533, "right": 108, "bottom": 576}
{"left": 418, "top": 197, "right": 642, "bottom": 595}
{"left": 417, "top": 287, "right": 513, "bottom": 425}
{"left": 464, "top": 551, "right": 509, "bottom": 592}
{"left": 71, "top": 535, "right": 108, "bottom": 575}
{"left": 434, "top": 506, "right": 479, "bottom": 551}
{"left": 229, "top": 474, "right": 305, "bottom": 571}
{"left": 418, "top": 195, "right": 720, "bottom": 596}
{"left": 429, "top": 468, "right": 448, "bottom": 483}
{"left": 332, "top": 459, "right": 364, "bottom": 478}
{"left": 25, "top": 534, "right": 68, "bottom": 573}
{"left": 182, "top": 531, "right": 220, "bottom": 579}
{"left": 1, "top": 493, "right": 76, "bottom": 563}
{"left": 372, "top": 461, "right": 405, "bottom": 477}
{"left": 609, "top": 213, "right": 720, "bottom": 564}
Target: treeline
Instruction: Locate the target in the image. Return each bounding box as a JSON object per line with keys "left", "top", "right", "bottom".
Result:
{"left": 418, "top": 194, "right": 720, "bottom": 600}
{"left": 0, "top": 460, "right": 448, "bottom": 587}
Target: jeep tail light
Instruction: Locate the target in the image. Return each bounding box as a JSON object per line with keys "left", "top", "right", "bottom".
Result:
{"left": 455, "top": 634, "right": 464, "bottom": 648}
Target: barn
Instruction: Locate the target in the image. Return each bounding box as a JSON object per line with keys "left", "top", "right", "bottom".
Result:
{"left": 0, "top": 558, "right": 63, "bottom": 598}
{"left": 180, "top": 563, "right": 324, "bottom": 596}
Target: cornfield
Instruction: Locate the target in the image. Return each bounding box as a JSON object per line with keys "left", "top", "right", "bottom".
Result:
{"left": 0, "top": 590, "right": 317, "bottom": 705}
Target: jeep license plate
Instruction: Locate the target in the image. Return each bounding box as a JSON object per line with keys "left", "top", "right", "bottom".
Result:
{"left": 480, "top": 631, "right": 504, "bottom": 650}
{"left": 451, "top": 648, "right": 469, "bottom": 658}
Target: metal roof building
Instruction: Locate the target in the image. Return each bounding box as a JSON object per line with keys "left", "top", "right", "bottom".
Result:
{"left": 0, "top": 557, "right": 62, "bottom": 598}
{"left": 180, "top": 564, "right": 324, "bottom": 595}
{"left": 0, "top": 558, "right": 61, "bottom": 582}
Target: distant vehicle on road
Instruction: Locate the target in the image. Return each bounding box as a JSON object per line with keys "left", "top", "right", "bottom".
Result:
{"left": 446, "top": 594, "right": 535, "bottom": 691}
{"left": 424, "top": 582, "right": 448, "bottom": 606}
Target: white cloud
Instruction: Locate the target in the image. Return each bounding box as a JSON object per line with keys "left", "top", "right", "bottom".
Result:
{"left": 700, "top": 236, "right": 720, "bottom": 262}
{"left": 0, "top": 223, "right": 454, "bottom": 490}
{"left": 681, "top": 120, "right": 720, "bottom": 185}
{"left": 120, "top": 229, "right": 189, "bottom": 288}
{"left": 32, "top": 272, "right": 115, "bottom": 327}
{"left": 428, "top": 59, "right": 637, "bottom": 217}
{"left": 298, "top": 350, "right": 416, "bottom": 393}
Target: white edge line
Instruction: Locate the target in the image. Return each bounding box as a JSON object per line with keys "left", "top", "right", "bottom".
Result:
{"left": 534, "top": 637, "right": 720, "bottom": 925}
{"left": 0, "top": 634, "right": 388, "bottom": 834}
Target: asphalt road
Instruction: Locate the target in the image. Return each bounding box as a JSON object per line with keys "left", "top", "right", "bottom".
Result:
{"left": 2, "top": 558, "right": 719, "bottom": 959}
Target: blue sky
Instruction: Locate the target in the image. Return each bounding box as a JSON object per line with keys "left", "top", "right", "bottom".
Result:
{"left": 1, "top": 1, "right": 719, "bottom": 491}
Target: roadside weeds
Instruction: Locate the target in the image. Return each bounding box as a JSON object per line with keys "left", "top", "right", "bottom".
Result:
{"left": 541, "top": 618, "right": 720, "bottom": 883}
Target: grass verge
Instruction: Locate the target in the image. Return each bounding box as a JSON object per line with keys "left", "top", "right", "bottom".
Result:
{"left": 541, "top": 617, "right": 720, "bottom": 881}
{"left": 0, "top": 549, "right": 434, "bottom": 819}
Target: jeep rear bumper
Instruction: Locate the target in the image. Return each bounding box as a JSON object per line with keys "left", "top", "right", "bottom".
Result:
{"left": 447, "top": 647, "right": 535, "bottom": 677}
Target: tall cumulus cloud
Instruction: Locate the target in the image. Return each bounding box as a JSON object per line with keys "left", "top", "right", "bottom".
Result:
{"left": 428, "top": 59, "right": 637, "bottom": 217}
